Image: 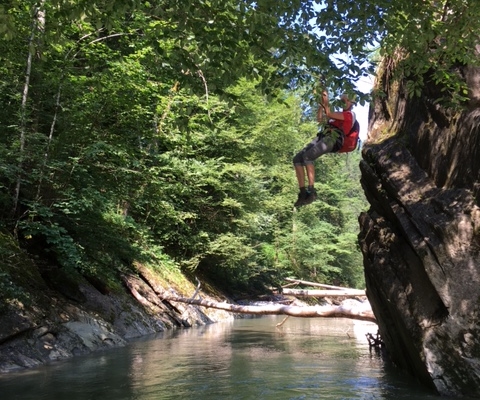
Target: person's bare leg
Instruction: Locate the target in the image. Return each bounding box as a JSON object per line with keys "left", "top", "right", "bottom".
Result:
{"left": 294, "top": 165, "right": 309, "bottom": 207}
{"left": 295, "top": 165, "right": 306, "bottom": 188}
{"left": 303, "top": 163, "right": 317, "bottom": 204}
{"left": 306, "top": 164, "right": 315, "bottom": 187}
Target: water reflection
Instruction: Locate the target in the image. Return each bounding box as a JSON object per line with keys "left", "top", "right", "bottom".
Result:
{"left": 0, "top": 316, "right": 461, "bottom": 400}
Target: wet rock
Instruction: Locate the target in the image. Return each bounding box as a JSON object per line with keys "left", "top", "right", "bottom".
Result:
{"left": 0, "top": 262, "right": 233, "bottom": 373}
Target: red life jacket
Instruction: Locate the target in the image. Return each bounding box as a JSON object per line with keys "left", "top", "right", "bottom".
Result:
{"left": 329, "top": 111, "right": 360, "bottom": 153}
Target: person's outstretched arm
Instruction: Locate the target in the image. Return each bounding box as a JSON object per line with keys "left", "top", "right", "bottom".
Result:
{"left": 317, "top": 93, "right": 326, "bottom": 123}
{"left": 322, "top": 91, "right": 346, "bottom": 121}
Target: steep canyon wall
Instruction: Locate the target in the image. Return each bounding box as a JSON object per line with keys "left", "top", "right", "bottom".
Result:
{"left": 359, "top": 60, "right": 480, "bottom": 397}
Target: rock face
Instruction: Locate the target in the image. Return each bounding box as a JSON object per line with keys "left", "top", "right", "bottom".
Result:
{"left": 359, "top": 60, "right": 480, "bottom": 397}
{"left": 0, "top": 260, "right": 232, "bottom": 373}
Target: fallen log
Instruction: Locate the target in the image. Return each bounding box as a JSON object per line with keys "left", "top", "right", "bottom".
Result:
{"left": 284, "top": 278, "right": 358, "bottom": 291}
{"left": 159, "top": 294, "right": 376, "bottom": 323}
{"left": 281, "top": 288, "right": 366, "bottom": 297}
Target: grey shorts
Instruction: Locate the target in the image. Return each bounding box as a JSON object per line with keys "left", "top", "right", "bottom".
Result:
{"left": 293, "top": 129, "right": 343, "bottom": 166}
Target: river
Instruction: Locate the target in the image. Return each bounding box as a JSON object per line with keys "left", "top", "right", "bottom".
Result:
{"left": 0, "top": 316, "right": 462, "bottom": 399}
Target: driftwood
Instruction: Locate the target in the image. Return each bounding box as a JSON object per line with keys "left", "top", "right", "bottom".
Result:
{"left": 366, "top": 331, "right": 385, "bottom": 348}
{"left": 281, "top": 288, "right": 366, "bottom": 297}
{"left": 159, "top": 294, "right": 376, "bottom": 323}
{"left": 284, "top": 278, "right": 358, "bottom": 290}
{"left": 280, "top": 278, "right": 366, "bottom": 298}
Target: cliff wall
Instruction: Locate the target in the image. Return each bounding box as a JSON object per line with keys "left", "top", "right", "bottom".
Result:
{"left": 359, "top": 59, "right": 480, "bottom": 397}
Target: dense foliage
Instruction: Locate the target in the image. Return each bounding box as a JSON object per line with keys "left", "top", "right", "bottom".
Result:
{"left": 1, "top": 0, "right": 478, "bottom": 299}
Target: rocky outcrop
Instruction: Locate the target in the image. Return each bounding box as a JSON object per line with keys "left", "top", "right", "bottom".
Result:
{"left": 359, "top": 59, "right": 480, "bottom": 397}
{"left": 0, "top": 259, "right": 232, "bottom": 373}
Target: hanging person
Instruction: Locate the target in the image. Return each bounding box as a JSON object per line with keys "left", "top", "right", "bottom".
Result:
{"left": 292, "top": 90, "right": 358, "bottom": 208}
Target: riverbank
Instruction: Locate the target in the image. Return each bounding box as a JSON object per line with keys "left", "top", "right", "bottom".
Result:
{"left": 0, "top": 255, "right": 233, "bottom": 373}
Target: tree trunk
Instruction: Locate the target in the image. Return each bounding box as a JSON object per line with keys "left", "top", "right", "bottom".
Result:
{"left": 159, "top": 294, "right": 376, "bottom": 323}
{"left": 14, "top": 1, "right": 45, "bottom": 215}
{"left": 284, "top": 278, "right": 358, "bottom": 290}
{"left": 281, "top": 288, "right": 366, "bottom": 297}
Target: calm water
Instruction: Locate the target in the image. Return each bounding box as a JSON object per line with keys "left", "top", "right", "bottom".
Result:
{"left": 0, "top": 316, "right": 460, "bottom": 399}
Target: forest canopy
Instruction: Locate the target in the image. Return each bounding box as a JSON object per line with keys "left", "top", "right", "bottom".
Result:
{"left": 0, "top": 0, "right": 479, "bottom": 299}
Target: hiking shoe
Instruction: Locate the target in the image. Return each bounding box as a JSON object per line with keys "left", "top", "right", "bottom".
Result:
{"left": 294, "top": 191, "right": 309, "bottom": 207}
{"left": 303, "top": 188, "right": 318, "bottom": 205}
